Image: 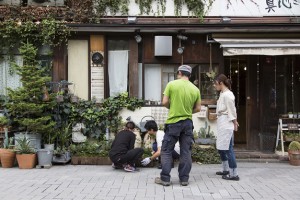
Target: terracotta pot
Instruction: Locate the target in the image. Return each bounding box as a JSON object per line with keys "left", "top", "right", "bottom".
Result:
{"left": 16, "top": 154, "right": 36, "bottom": 169}
{"left": 0, "top": 149, "right": 16, "bottom": 168}
{"left": 288, "top": 150, "right": 300, "bottom": 166}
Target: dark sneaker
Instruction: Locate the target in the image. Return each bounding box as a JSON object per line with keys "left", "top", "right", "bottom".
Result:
{"left": 157, "top": 164, "right": 162, "bottom": 169}
{"left": 112, "top": 163, "right": 124, "bottom": 169}
{"left": 180, "top": 181, "right": 189, "bottom": 186}
{"left": 155, "top": 177, "right": 171, "bottom": 186}
{"left": 216, "top": 171, "right": 229, "bottom": 176}
{"left": 222, "top": 175, "right": 240, "bottom": 181}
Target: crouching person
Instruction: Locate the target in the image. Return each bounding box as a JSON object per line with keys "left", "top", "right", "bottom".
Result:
{"left": 109, "top": 121, "right": 144, "bottom": 172}
{"left": 141, "top": 120, "right": 180, "bottom": 168}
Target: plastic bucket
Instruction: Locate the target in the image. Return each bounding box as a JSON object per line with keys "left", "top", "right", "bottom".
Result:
{"left": 37, "top": 149, "right": 53, "bottom": 166}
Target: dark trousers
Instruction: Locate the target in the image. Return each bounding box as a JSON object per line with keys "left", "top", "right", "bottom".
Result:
{"left": 160, "top": 119, "right": 193, "bottom": 182}
{"left": 110, "top": 148, "right": 144, "bottom": 166}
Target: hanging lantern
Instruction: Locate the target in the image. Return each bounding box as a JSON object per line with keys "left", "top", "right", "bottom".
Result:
{"left": 42, "top": 86, "right": 50, "bottom": 102}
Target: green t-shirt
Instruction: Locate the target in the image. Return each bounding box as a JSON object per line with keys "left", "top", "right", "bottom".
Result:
{"left": 164, "top": 79, "right": 201, "bottom": 124}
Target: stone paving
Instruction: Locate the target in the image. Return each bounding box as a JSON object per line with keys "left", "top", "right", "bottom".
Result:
{"left": 0, "top": 162, "right": 300, "bottom": 200}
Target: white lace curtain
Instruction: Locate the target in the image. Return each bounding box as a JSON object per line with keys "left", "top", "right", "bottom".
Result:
{"left": 108, "top": 50, "right": 129, "bottom": 97}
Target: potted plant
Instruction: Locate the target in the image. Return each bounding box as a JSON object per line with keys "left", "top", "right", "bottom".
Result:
{"left": 293, "top": 112, "right": 298, "bottom": 119}
{"left": 288, "top": 141, "right": 300, "bottom": 166}
{"left": 53, "top": 123, "right": 72, "bottom": 164}
{"left": 0, "top": 137, "right": 16, "bottom": 168}
{"left": 0, "top": 116, "right": 9, "bottom": 132}
{"left": 283, "top": 132, "right": 294, "bottom": 142}
{"left": 15, "top": 136, "right": 36, "bottom": 169}
{"left": 288, "top": 112, "right": 293, "bottom": 118}
{"left": 195, "top": 121, "right": 216, "bottom": 145}
{"left": 5, "top": 43, "right": 56, "bottom": 150}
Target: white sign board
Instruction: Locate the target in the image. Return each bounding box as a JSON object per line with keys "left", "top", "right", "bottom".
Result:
{"left": 91, "top": 67, "right": 104, "bottom": 103}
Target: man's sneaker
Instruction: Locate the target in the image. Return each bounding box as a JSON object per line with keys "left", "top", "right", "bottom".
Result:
{"left": 216, "top": 171, "right": 229, "bottom": 176}
{"left": 180, "top": 181, "right": 189, "bottom": 186}
{"left": 124, "top": 164, "right": 136, "bottom": 172}
{"left": 222, "top": 174, "right": 240, "bottom": 181}
{"left": 155, "top": 177, "right": 171, "bottom": 186}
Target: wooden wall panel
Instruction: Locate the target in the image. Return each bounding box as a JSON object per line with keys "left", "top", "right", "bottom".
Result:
{"left": 90, "top": 35, "right": 104, "bottom": 52}
{"left": 143, "top": 34, "right": 222, "bottom": 65}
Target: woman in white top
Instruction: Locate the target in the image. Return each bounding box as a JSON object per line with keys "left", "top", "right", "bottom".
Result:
{"left": 214, "top": 74, "right": 240, "bottom": 181}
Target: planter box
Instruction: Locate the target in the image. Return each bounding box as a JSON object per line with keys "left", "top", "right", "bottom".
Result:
{"left": 0, "top": 0, "right": 20, "bottom": 6}
{"left": 71, "top": 156, "right": 112, "bottom": 165}
{"left": 27, "top": 0, "right": 64, "bottom": 6}
{"left": 195, "top": 138, "right": 216, "bottom": 145}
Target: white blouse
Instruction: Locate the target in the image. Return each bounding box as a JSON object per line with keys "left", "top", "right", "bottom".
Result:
{"left": 216, "top": 90, "right": 237, "bottom": 121}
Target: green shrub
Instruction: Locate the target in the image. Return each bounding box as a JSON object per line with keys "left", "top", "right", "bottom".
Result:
{"left": 288, "top": 141, "right": 300, "bottom": 151}
{"left": 70, "top": 140, "right": 112, "bottom": 157}
{"left": 191, "top": 144, "right": 221, "bottom": 164}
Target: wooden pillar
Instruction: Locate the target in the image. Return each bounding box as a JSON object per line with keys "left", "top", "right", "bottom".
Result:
{"left": 52, "top": 44, "right": 67, "bottom": 82}
{"left": 129, "top": 39, "right": 139, "bottom": 97}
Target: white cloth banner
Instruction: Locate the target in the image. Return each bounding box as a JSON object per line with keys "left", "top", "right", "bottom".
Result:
{"left": 108, "top": 50, "right": 128, "bottom": 97}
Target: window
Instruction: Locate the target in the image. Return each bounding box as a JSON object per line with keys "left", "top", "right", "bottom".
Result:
{"left": 190, "top": 64, "right": 219, "bottom": 100}
{"left": 0, "top": 56, "right": 22, "bottom": 96}
{"left": 107, "top": 39, "right": 129, "bottom": 97}
{"left": 144, "top": 64, "right": 177, "bottom": 103}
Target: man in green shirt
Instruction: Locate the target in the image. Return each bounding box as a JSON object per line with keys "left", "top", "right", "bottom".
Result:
{"left": 155, "top": 65, "right": 201, "bottom": 186}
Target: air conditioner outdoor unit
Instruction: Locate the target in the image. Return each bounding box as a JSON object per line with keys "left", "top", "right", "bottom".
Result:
{"left": 155, "top": 36, "right": 172, "bottom": 56}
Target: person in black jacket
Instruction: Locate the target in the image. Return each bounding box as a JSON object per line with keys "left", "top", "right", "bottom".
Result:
{"left": 109, "top": 121, "right": 144, "bottom": 172}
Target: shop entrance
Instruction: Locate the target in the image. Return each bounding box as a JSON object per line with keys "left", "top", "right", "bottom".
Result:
{"left": 225, "top": 55, "right": 300, "bottom": 150}
{"left": 224, "top": 57, "right": 247, "bottom": 149}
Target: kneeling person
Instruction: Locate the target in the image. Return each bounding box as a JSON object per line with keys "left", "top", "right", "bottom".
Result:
{"left": 141, "top": 120, "right": 179, "bottom": 168}
{"left": 109, "top": 122, "right": 144, "bottom": 172}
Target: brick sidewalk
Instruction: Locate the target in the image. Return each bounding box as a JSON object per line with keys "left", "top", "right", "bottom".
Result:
{"left": 0, "top": 162, "right": 299, "bottom": 200}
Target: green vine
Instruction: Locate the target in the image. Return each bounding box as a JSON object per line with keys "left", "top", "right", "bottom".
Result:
{"left": 94, "top": 0, "right": 130, "bottom": 17}
{"left": 135, "top": 0, "right": 153, "bottom": 15}
{"left": 0, "top": 18, "right": 70, "bottom": 73}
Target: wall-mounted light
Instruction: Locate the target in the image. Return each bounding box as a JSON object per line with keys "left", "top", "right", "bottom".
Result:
{"left": 135, "top": 35, "right": 142, "bottom": 43}
{"left": 220, "top": 17, "right": 231, "bottom": 23}
{"left": 177, "top": 35, "right": 188, "bottom": 40}
{"left": 177, "top": 47, "right": 185, "bottom": 54}
{"left": 127, "top": 16, "right": 137, "bottom": 24}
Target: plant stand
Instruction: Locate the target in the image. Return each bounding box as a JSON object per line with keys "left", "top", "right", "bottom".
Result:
{"left": 52, "top": 151, "right": 71, "bottom": 164}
